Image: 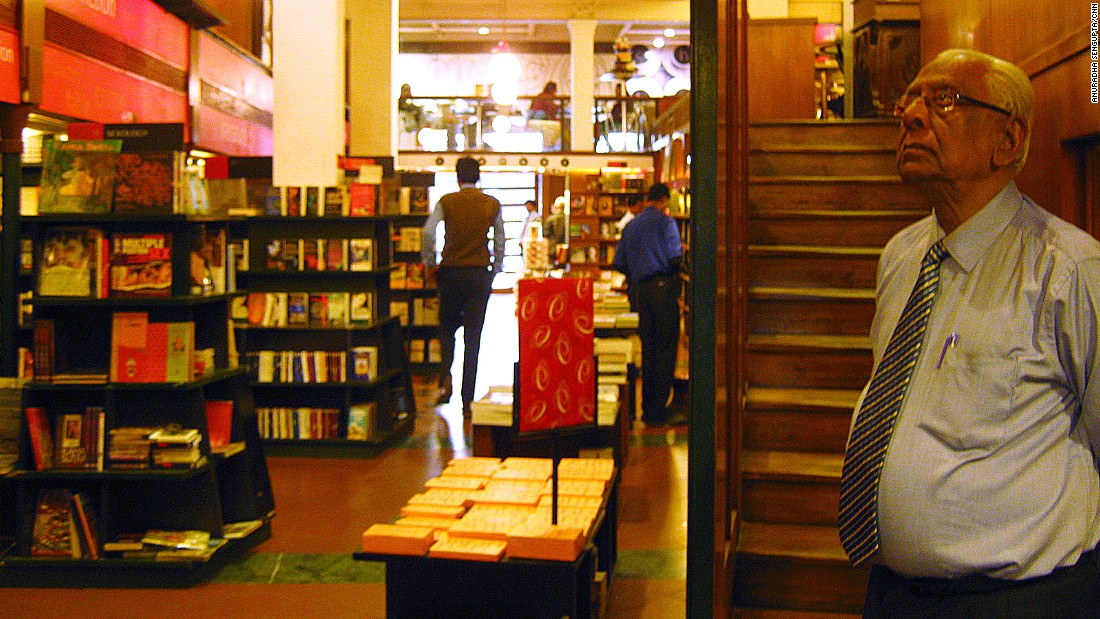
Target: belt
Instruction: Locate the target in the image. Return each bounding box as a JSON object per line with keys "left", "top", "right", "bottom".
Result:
{"left": 636, "top": 272, "right": 676, "bottom": 285}
{"left": 898, "top": 547, "right": 1100, "bottom": 596}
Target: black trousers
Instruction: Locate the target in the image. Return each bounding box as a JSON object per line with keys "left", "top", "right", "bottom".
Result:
{"left": 635, "top": 274, "right": 681, "bottom": 422}
{"left": 436, "top": 266, "right": 492, "bottom": 406}
{"left": 863, "top": 551, "right": 1100, "bottom": 619}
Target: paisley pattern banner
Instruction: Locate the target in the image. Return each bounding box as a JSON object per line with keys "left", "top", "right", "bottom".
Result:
{"left": 517, "top": 278, "right": 595, "bottom": 433}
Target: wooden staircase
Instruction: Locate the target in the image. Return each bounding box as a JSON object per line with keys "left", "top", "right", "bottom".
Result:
{"left": 731, "top": 120, "right": 928, "bottom": 617}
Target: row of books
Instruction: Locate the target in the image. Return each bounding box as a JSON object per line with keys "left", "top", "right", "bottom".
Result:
{"left": 107, "top": 425, "right": 212, "bottom": 470}
{"left": 36, "top": 141, "right": 211, "bottom": 217}
{"left": 256, "top": 402, "right": 378, "bottom": 441}
{"left": 391, "top": 297, "right": 441, "bottom": 327}
{"left": 31, "top": 488, "right": 100, "bottom": 559}
{"left": 256, "top": 407, "right": 340, "bottom": 440}
{"left": 407, "top": 338, "right": 443, "bottom": 364}
{"left": 393, "top": 226, "right": 423, "bottom": 253}
{"left": 25, "top": 406, "right": 105, "bottom": 472}
{"left": 243, "top": 346, "right": 379, "bottom": 383}
{"left": 37, "top": 227, "right": 229, "bottom": 299}
{"left": 239, "top": 291, "right": 374, "bottom": 328}
{"left": 109, "top": 313, "right": 196, "bottom": 384}
{"left": 262, "top": 237, "right": 374, "bottom": 272}
{"left": 391, "top": 261, "right": 433, "bottom": 290}
{"left": 261, "top": 183, "right": 430, "bottom": 218}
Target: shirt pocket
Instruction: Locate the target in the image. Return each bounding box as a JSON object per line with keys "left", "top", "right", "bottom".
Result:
{"left": 916, "top": 342, "right": 1020, "bottom": 453}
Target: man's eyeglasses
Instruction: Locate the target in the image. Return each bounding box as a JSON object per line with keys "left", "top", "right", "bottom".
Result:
{"left": 893, "top": 85, "right": 1013, "bottom": 118}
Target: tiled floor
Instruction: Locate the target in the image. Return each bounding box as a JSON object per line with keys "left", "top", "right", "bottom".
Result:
{"left": 5, "top": 293, "right": 688, "bottom": 618}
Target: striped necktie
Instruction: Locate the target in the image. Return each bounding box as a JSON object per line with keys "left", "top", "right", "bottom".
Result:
{"left": 838, "top": 241, "right": 949, "bottom": 567}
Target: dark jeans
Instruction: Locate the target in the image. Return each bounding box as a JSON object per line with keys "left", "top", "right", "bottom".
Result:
{"left": 436, "top": 266, "right": 492, "bottom": 406}
{"left": 864, "top": 551, "right": 1100, "bottom": 619}
{"left": 635, "top": 274, "right": 680, "bottom": 422}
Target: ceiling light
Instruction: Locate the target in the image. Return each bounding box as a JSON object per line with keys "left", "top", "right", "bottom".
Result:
{"left": 490, "top": 80, "right": 519, "bottom": 106}
{"left": 664, "top": 28, "right": 676, "bottom": 38}
{"left": 478, "top": 26, "right": 490, "bottom": 35}
{"left": 487, "top": 41, "right": 522, "bottom": 83}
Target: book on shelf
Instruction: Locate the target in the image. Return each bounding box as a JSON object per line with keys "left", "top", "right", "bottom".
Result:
{"left": 24, "top": 406, "right": 54, "bottom": 471}
{"left": 264, "top": 239, "right": 285, "bottom": 271}
{"left": 0, "top": 379, "right": 21, "bottom": 475}
{"left": 390, "top": 300, "right": 409, "bottom": 327}
{"left": 427, "top": 338, "right": 442, "bottom": 363}
{"left": 413, "top": 297, "right": 440, "bottom": 326}
{"left": 304, "top": 186, "right": 321, "bottom": 216}
{"left": 325, "top": 238, "right": 348, "bottom": 271}
{"left": 230, "top": 294, "right": 249, "bottom": 323}
{"left": 350, "top": 292, "right": 374, "bottom": 324}
{"left": 110, "top": 313, "right": 195, "bottom": 383}
{"left": 396, "top": 227, "right": 422, "bottom": 252}
{"left": 349, "top": 239, "right": 374, "bottom": 271}
{"left": 350, "top": 346, "right": 378, "bottom": 382}
{"left": 205, "top": 177, "right": 248, "bottom": 217}
{"left": 410, "top": 187, "right": 430, "bottom": 214}
{"left": 109, "top": 232, "right": 172, "bottom": 298}
{"left": 281, "top": 238, "right": 301, "bottom": 271}
{"left": 326, "top": 292, "right": 350, "bottom": 327}
{"left": 323, "top": 186, "right": 348, "bottom": 217}
{"left": 37, "top": 227, "right": 108, "bottom": 298}
{"left": 222, "top": 519, "right": 264, "bottom": 539}
{"left": 31, "top": 488, "right": 80, "bottom": 558}
{"left": 347, "top": 403, "right": 376, "bottom": 441}
{"left": 308, "top": 293, "right": 329, "bottom": 326}
{"left": 177, "top": 161, "right": 211, "bottom": 216}
{"left": 406, "top": 262, "right": 425, "bottom": 289}
{"left": 470, "top": 387, "right": 515, "bottom": 427}
{"left": 112, "top": 151, "right": 176, "bottom": 214}
{"left": 283, "top": 186, "right": 302, "bottom": 217}
{"left": 141, "top": 529, "right": 210, "bottom": 550}
{"left": 32, "top": 319, "right": 56, "bottom": 382}
{"left": 286, "top": 292, "right": 309, "bottom": 325}
{"left": 390, "top": 262, "right": 407, "bottom": 289}
{"left": 38, "top": 139, "right": 122, "bottom": 214}
{"left": 71, "top": 492, "right": 100, "bottom": 560}
{"left": 408, "top": 339, "right": 425, "bottom": 364}
{"left": 191, "top": 225, "right": 227, "bottom": 295}
{"left": 348, "top": 183, "right": 377, "bottom": 216}
{"left": 106, "top": 426, "right": 157, "bottom": 469}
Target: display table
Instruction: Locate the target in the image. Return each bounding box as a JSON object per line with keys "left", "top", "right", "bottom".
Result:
{"left": 353, "top": 473, "right": 619, "bottom": 619}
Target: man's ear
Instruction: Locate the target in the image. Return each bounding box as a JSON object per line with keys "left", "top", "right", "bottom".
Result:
{"left": 992, "top": 116, "right": 1028, "bottom": 169}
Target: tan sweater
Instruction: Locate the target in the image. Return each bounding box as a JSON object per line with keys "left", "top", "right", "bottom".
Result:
{"left": 438, "top": 188, "right": 501, "bottom": 267}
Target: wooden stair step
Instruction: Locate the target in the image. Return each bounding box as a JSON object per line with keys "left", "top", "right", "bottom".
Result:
{"left": 748, "top": 290, "right": 875, "bottom": 337}
{"left": 749, "top": 119, "right": 899, "bottom": 150}
{"left": 749, "top": 177, "right": 928, "bottom": 213}
{"left": 747, "top": 335, "right": 872, "bottom": 390}
{"left": 743, "top": 387, "right": 858, "bottom": 454}
{"left": 741, "top": 451, "right": 842, "bottom": 526}
{"left": 750, "top": 149, "right": 898, "bottom": 177}
{"left": 748, "top": 210, "right": 924, "bottom": 247}
{"left": 749, "top": 251, "right": 879, "bottom": 289}
{"left": 735, "top": 609, "right": 862, "bottom": 619}
{"left": 734, "top": 522, "right": 869, "bottom": 614}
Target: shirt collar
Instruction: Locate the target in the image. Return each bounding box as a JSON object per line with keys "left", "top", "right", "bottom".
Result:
{"left": 937, "top": 181, "right": 1024, "bottom": 273}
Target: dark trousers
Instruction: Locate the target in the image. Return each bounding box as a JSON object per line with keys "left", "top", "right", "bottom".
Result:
{"left": 863, "top": 552, "right": 1100, "bottom": 619}
{"left": 635, "top": 274, "right": 680, "bottom": 422}
{"left": 436, "top": 266, "right": 492, "bottom": 406}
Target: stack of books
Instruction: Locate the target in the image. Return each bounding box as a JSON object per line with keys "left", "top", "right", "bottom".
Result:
{"left": 148, "top": 426, "right": 202, "bottom": 469}
{"left": 469, "top": 386, "right": 514, "bottom": 427}
{"left": 107, "top": 426, "right": 158, "bottom": 469}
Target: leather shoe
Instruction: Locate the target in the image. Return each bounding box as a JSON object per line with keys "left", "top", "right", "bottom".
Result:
{"left": 436, "top": 374, "right": 453, "bottom": 405}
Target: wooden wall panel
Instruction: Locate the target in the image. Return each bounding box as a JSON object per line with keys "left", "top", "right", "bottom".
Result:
{"left": 748, "top": 19, "right": 818, "bottom": 120}
{"left": 920, "top": 0, "right": 1099, "bottom": 230}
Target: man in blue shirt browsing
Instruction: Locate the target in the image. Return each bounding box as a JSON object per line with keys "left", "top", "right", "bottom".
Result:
{"left": 611, "top": 183, "right": 684, "bottom": 426}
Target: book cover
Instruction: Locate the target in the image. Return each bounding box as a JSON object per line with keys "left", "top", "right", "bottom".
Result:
{"left": 31, "top": 488, "right": 77, "bottom": 557}
{"left": 390, "top": 300, "right": 409, "bottom": 327}
{"left": 428, "top": 338, "right": 443, "bottom": 363}
{"left": 406, "top": 262, "right": 425, "bottom": 289}
{"left": 350, "top": 292, "right": 374, "bottom": 323}
{"left": 397, "top": 227, "right": 422, "bottom": 252}
{"left": 348, "top": 183, "right": 377, "bottom": 216}
{"left": 38, "top": 227, "right": 105, "bottom": 297}
{"left": 206, "top": 178, "right": 249, "bottom": 217}
{"left": 416, "top": 297, "right": 440, "bottom": 326}
{"left": 304, "top": 186, "right": 320, "bottom": 216}
{"left": 325, "top": 238, "right": 347, "bottom": 271}
{"left": 390, "top": 262, "right": 407, "bottom": 289}
{"left": 347, "top": 403, "right": 375, "bottom": 441}
{"left": 191, "top": 225, "right": 226, "bottom": 295}
{"left": 112, "top": 151, "right": 175, "bottom": 214}
{"left": 111, "top": 311, "right": 149, "bottom": 383}
{"left": 240, "top": 177, "right": 271, "bottom": 216}
{"left": 178, "top": 167, "right": 210, "bottom": 216}
{"left": 410, "top": 187, "right": 430, "bottom": 214}
{"left": 54, "top": 412, "right": 87, "bottom": 469}
{"left": 246, "top": 293, "right": 268, "bottom": 326}
{"left": 302, "top": 239, "right": 322, "bottom": 271}
{"left": 326, "top": 292, "right": 350, "bottom": 327}
{"left": 323, "top": 186, "right": 347, "bottom": 217}
{"left": 109, "top": 233, "right": 172, "bottom": 298}
{"left": 349, "top": 239, "right": 374, "bottom": 271}
{"left": 283, "top": 186, "right": 302, "bottom": 217}
{"left": 32, "top": 319, "right": 56, "bottom": 382}
{"left": 38, "top": 139, "right": 122, "bottom": 214}
{"left": 71, "top": 492, "right": 99, "bottom": 560}
{"left": 0, "top": 379, "right": 21, "bottom": 475}
{"left": 264, "top": 239, "right": 284, "bottom": 271}
{"left": 282, "top": 239, "right": 302, "bottom": 271}
{"left": 350, "top": 346, "right": 378, "bottom": 382}
{"left": 308, "top": 293, "right": 328, "bottom": 326}
{"left": 408, "top": 339, "right": 426, "bottom": 363}
{"left": 24, "top": 407, "right": 54, "bottom": 471}
{"left": 287, "top": 293, "right": 309, "bottom": 325}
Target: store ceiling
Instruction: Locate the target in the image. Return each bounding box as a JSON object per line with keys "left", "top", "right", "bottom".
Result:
{"left": 398, "top": 0, "right": 689, "bottom": 47}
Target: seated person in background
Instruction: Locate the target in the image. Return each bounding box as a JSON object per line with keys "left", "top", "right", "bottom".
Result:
{"left": 529, "top": 81, "right": 561, "bottom": 120}
{"left": 398, "top": 83, "right": 424, "bottom": 133}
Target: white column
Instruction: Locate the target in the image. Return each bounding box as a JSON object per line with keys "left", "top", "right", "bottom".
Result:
{"left": 568, "top": 20, "right": 597, "bottom": 153}
{"left": 272, "top": 0, "right": 346, "bottom": 187}
{"left": 347, "top": 0, "right": 398, "bottom": 157}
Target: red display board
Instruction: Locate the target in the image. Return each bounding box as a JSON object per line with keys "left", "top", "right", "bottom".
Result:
{"left": 0, "top": 28, "right": 19, "bottom": 105}
{"left": 517, "top": 278, "right": 596, "bottom": 433}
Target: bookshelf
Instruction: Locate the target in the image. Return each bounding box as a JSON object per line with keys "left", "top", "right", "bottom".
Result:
{"left": 565, "top": 171, "right": 645, "bottom": 277}
{"left": 1, "top": 211, "right": 275, "bottom": 587}
{"left": 388, "top": 213, "right": 444, "bottom": 375}
{"left": 234, "top": 214, "right": 416, "bottom": 449}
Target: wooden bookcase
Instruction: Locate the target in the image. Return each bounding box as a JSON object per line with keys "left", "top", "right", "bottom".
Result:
{"left": 0, "top": 213, "right": 275, "bottom": 587}
{"left": 566, "top": 187, "right": 644, "bottom": 277}
{"left": 235, "top": 215, "right": 416, "bottom": 449}
{"left": 388, "top": 213, "right": 444, "bottom": 375}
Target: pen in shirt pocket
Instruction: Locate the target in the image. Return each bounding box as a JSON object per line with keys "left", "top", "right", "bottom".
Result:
{"left": 937, "top": 332, "right": 959, "bottom": 369}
